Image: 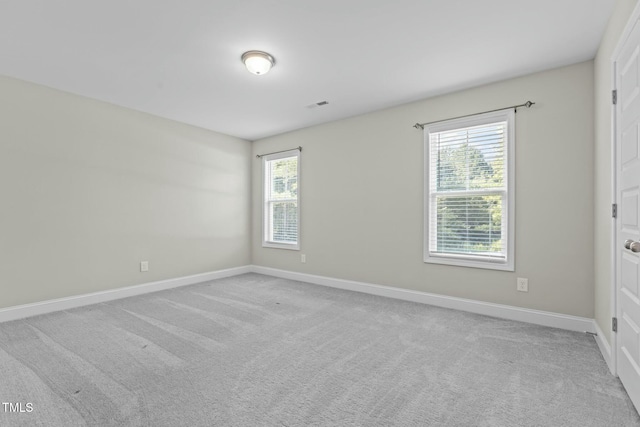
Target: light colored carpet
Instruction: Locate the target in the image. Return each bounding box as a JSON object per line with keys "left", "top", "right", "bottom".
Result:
{"left": 0, "top": 273, "right": 638, "bottom": 426}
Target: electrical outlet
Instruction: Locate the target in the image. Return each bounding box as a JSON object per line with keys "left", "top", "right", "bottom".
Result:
{"left": 517, "top": 277, "right": 528, "bottom": 292}
{"left": 301, "top": 254, "right": 306, "bottom": 264}
{"left": 140, "top": 261, "right": 149, "bottom": 272}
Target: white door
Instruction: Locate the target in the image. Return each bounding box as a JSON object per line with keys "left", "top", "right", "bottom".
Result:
{"left": 617, "top": 16, "right": 640, "bottom": 412}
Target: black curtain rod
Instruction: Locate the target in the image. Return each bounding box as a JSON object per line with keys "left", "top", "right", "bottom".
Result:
{"left": 413, "top": 101, "right": 535, "bottom": 130}
{"left": 256, "top": 146, "right": 302, "bottom": 159}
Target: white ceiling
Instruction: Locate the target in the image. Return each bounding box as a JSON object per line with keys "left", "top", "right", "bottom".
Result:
{"left": 0, "top": 0, "right": 615, "bottom": 141}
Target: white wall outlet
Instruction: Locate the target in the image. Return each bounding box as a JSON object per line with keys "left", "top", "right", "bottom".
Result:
{"left": 140, "top": 261, "right": 149, "bottom": 272}
{"left": 301, "top": 254, "right": 306, "bottom": 263}
{"left": 517, "top": 277, "right": 528, "bottom": 292}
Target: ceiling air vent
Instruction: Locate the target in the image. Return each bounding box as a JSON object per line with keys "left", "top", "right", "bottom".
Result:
{"left": 306, "top": 101, "right": 329, "bottom": 109}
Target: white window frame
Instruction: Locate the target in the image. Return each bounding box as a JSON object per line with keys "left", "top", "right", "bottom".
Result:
{"left": 262, "top": 149, "right": 300, "bottom": 250}
{"left": 423, "top": 109, "right": 515, "bottom": 271}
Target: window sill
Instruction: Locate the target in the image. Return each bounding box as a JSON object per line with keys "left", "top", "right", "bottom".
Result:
{"left": 424, "top": 254, "right": 514, "bottom": 271}
{"left": 262, "top": 241, "right": 300, "bottom": 251}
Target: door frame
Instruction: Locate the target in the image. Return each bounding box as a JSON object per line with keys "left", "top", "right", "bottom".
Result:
{"left": 611, "top": 0, "right": 640, "bottom": 378}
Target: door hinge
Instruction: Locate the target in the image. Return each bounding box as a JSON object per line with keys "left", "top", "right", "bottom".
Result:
{"left": 613, "top": 317, "right": 618, "bottom": 333}
{"left": 612, "top": 203, "right": 618, "bottom": 218}
{"left": 613, "top": 89, "right": 618, "bottom": 105}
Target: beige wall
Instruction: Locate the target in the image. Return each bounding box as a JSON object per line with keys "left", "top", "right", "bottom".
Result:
{"left": 0, "top": 39, "right": 609, "bottom": 322}
{"left": 594, "top": 0, "right": 639, "bottom": 346}
{"left": 0, "top": 76, "right": 251, "bottom": 309}
{"left": 253, "top": 62, "right": 595, "bottom": 318}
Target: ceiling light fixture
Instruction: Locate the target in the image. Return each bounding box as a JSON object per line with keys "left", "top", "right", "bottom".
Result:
{"left": 241, "top": 50, "right": 275, "bottom": 75}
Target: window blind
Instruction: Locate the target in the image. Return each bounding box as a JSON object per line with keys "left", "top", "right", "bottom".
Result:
{"left": 427, "top": 120, "right": 508, "bottom": 261}
{"left": 265, "top": 154, "right": 299, "bottom": 245}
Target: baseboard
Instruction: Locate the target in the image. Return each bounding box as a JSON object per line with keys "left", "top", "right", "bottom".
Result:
{"left": 0, "top": 265, "right": 252, "bottom": 323}
{"left": 594, "top": 320, "right": 615, "bottom": 375}
{"left": 1, "top": 263, "right": 597, "bottom": 335}
{"left": 251, "top": 265, "right": 596, "bottom": 334}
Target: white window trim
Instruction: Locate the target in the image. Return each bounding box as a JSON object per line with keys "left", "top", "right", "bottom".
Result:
{"left": 262, "top": 149, "right": 300, "bottom": 250}
{"left": 423, "top": 109, "right": 515, "bottom": 271}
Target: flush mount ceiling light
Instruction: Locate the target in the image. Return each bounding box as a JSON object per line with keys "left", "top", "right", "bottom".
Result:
{"left": 241, "top": 50, "right": 275, "bottom": 75}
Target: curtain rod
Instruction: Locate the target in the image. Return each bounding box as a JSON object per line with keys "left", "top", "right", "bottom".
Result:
{"left": 413, "top": 101, "right": 535, "bottom": 130}
{"left": 256, "top": 146, "right": 302, "bottom": 159}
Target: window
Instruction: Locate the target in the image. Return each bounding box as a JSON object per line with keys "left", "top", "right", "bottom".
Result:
{"left": 263, "top": 149, "right": 300, "bottom": 250}
{"left": 424, "top": 110, "right": 514, "bottom": 271}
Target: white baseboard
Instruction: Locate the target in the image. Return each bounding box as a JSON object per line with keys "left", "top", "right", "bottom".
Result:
{"left": 251, "top": 265, "right": 596, "bottom": 334}
{"left": 0, "top": 263, "right": 597, "bottom": 336}
{"left": 594, "top": 320, "right": 615, "bottom": 375}
{"left": 0, "top": 265, "right": 252, "bottom": 323}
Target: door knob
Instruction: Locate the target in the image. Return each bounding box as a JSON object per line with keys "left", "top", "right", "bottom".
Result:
{"left": 625, "top": 239, "right": 640, "bottom": 252}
